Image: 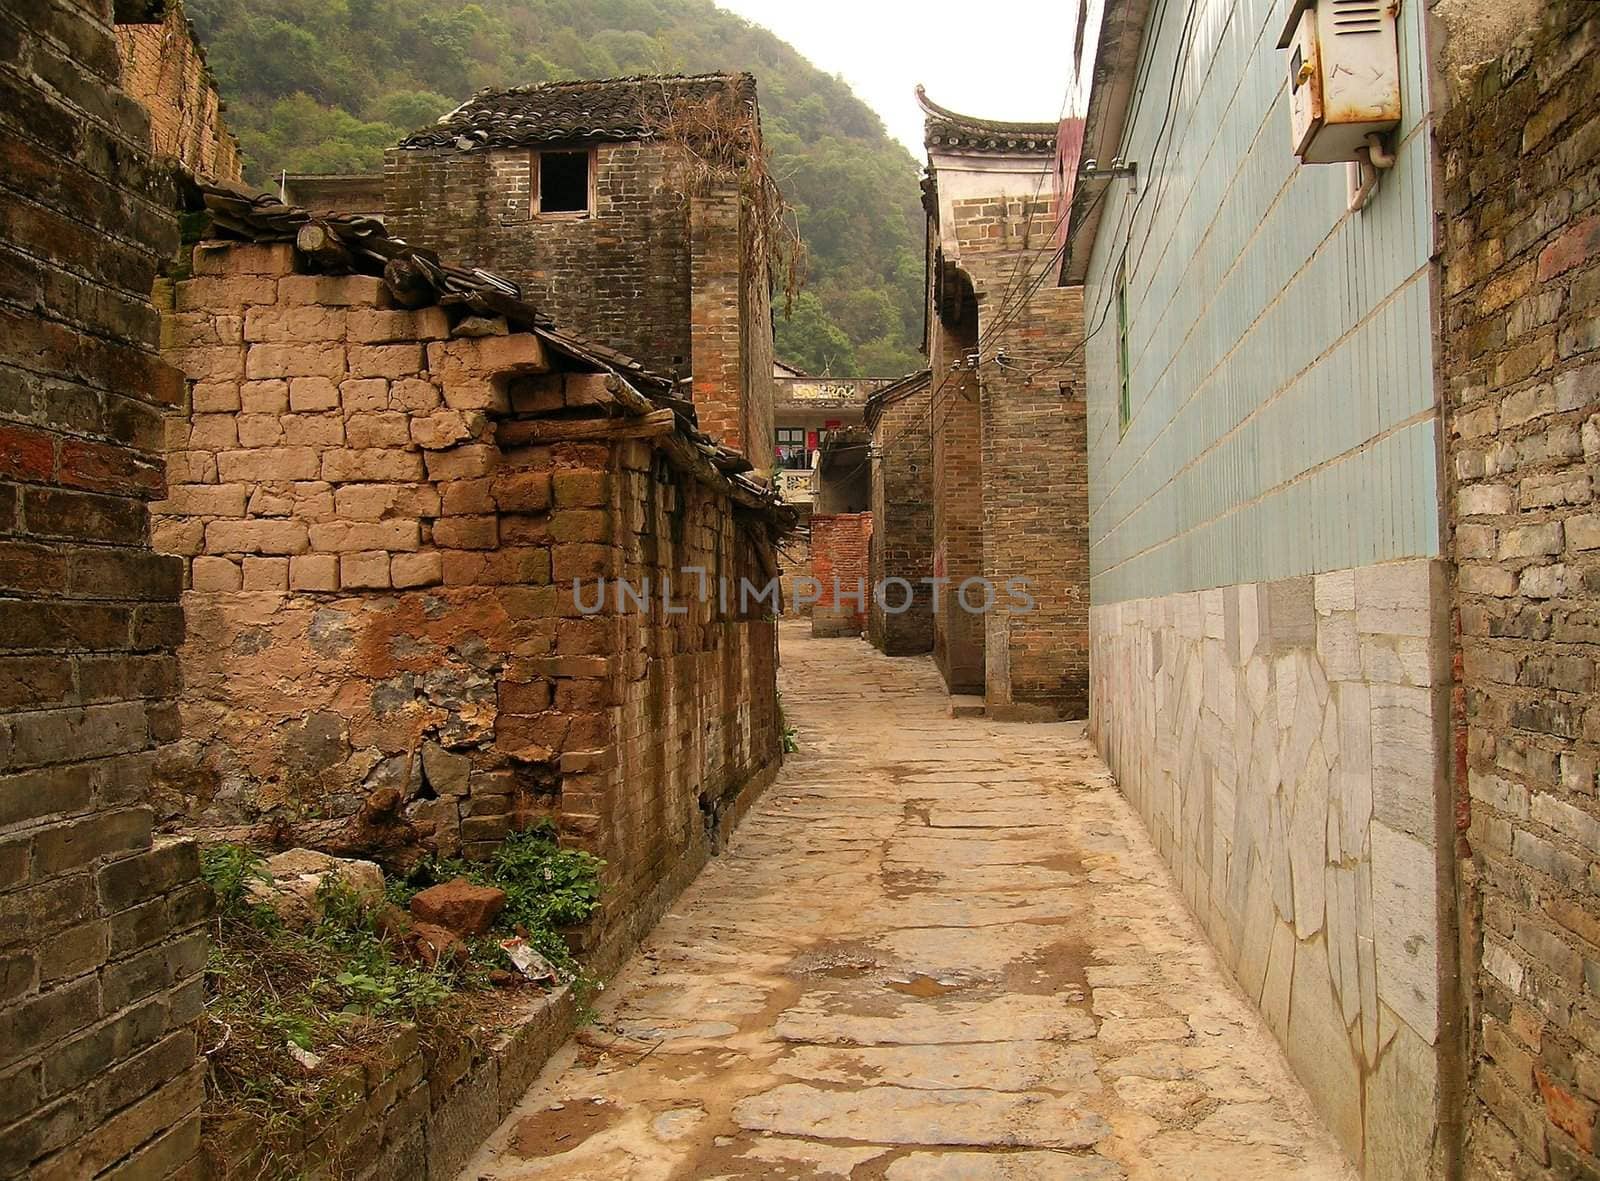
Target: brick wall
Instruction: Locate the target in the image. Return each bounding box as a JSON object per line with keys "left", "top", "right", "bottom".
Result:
{"left": 0, "top": 4, "right": 208, "bottom": 1176}
{"left": 1440, "top": 7, "right": 1600, "bottom": 1176}
{"left": 386, "top": 144, "right": 692, "bottom": 380}
{"left": 778, "top": 513, "right": 814, "bottom": 618}
{"left": 978, "top": 282, "right": 1089, "bottom": 720}
{"left": 810, "top": 512, "right": 872, "bottom": 638}
{"left": 155, "top": 239, "right": 782, "bottom": 963}
{"left": 867, "top": 380, "right": 934, "bottom": 655}
{"left": 115, "top": 0, "right": 241, "bottom": 183}
{"left": 384, "top": 143, "right": 771, "bottom": 468}
{"left": 929, "top": 257, "right": 985, "bottom": 693}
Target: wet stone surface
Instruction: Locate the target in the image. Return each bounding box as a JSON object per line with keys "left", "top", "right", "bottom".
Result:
{"left": 459, "top": 624, "right": 1356, "bottom": 1180}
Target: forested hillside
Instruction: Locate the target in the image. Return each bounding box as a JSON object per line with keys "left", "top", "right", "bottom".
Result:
{"left": 187, "top": 0, "right": 926, "bottom": 376}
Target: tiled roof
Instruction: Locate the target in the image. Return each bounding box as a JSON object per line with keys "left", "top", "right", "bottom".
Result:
{"left": 916, "top": 86, "right": 1059, "bottom": 155}
{"left": 399, "top": 73, "right": 758, "bottom": 150}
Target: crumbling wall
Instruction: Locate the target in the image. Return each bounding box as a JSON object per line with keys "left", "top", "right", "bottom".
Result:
{"left": 810, "top": 512, "right": 872, "bottom": 638}
{"left": 154, "top": 237, "right": 783, "bottom": 963}
{"left": 589, "top": 443, "right": 782, "bottom": 963}
{"left": 115, "top": 0, "right": 242, "bottom": 183}
{"left": 867, "top": 381, "right": 934, "bottom": 655}
{"left": 1439, "top": 6, "right": 1600, "bottom": 1176}
{"left": 0, "top": 4, "right": 208, "bottom": 1176}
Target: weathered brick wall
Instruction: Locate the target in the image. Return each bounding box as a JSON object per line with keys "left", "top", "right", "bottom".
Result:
{"left": 0, "top": 4, "right": 209, "bottom": 1176}
{"left": 1440, "top": 6, "right": 1600, "bottom": 1176}
{"left": 867, "top": 382, "right": 934, "bottom": 655}
{"left": 384, "top": 143, "right": 770, "bottom": 467}
{"left": 810, "top": 512, "right": 871, "bottom": 638}
{"left": 929, "top": 259, "right": 985, "bottom": 693}
{"left": 978, "top": 281, "right": 1089, "bottom": 720}
{"left": 155, "top": 239, "right": 782, "bottom": 961}
{"left": 593, "top": 442, "right": 782, "bottom": 961}
{"left": 778, "top": 515, "right": 814, "bottom": 618}
{"left": 115, "top": 0, "right": 242, "bottom": 183}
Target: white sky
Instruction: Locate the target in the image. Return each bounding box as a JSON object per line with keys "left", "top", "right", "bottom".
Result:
{"left": 710, "top": 0, "right": 1089, "bottom": 159}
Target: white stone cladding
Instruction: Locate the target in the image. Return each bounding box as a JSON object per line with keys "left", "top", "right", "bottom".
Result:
{"left": 1089, "top": 557, "right": 1452, "bottom": 1179}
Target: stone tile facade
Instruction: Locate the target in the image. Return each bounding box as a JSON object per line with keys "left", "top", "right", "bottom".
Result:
{"left": 114, "top": 0, "right": 242, "bottom": 184}
{"left": 153, "top": 235, "right": 785, "bottom": 958}
{"left": 0, "top": 4, "right": 208, "bottom": 1176}
{"left": 1438, "top": 5, "right": 1600, "bottom": 1175}
{"left": 1090, "top": 560, "right": 1455, "bottom": 1179}
{"left": 810, "top": 512, "right": 872, "bottom": 638}
{"left": 866, "top": 373, "right": 934, "bottom": 656}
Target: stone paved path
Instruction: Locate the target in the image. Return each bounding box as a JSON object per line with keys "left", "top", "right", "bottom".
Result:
{"left": 460, "top": 624, "right": 1357, "bottom": 1180}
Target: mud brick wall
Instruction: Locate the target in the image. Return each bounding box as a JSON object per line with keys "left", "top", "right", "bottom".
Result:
{"left": 978, "top": 282, "right": 1089, "bottom": 720}
{"left": 868, "top": 383, "right": 934, "bottom": 655}
{"left": 114, "top": 0, "right": 242, "bottom": 184}
{"left": 155, "top": 240, "right": 782, "bottom": 958}
{"left": 384, "top": 145, "right": 772, "bottom": 467}
{"left": 1439, "top": 6, "right": 1600, "bottom": 1176}
{"left": 0, "top": 4, "right": 209, "bottom": 1177}
{"left": 810, "top": 512, "right": 872, "bottom": 638}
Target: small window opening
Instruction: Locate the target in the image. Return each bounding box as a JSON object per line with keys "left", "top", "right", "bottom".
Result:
{"left": 1115, "top": 260, "right": 1132, "bottom": 438}
{"left": 538, "top": 151, "right": 590, "bottom": 215}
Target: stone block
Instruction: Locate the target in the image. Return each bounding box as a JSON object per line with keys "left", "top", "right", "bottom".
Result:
{"left": 346, "top": 307, "right": 449, "bottom": 343}
{"left": 307, "top": 520, "right": 419, "bottom": 553}
{"left": 345, "top": 412, "right": 412, "bottom": 449}
{"left": 239, "top": 380, "right": 289, "bottom": 414}
{"left": 241, "top": 557, "right": 289, "bottom": 591}
{"left": 190, "top": 556, "right": 240, "bottom": 591}
{"left": 244, "top": 342, "right": 345, "bottom": 381}
{"left": 288, "top": 376, "right": 340, "bottom": 412}
{"left": 390, "top": 551, "right": 443, "bottom": 589}
{"left": 1370, "top": 822, "right": 1439, "bottom": 1044}
{"left": 1355, "top": 561, "right": 1436, "bottom": 637}
{"left": 288, "top": 554, "right": 339, "bottom": 591}
{"left": 339, "top": 551, "right": 390, "bottom": 589}
{"left": 205, "top": 519, "right": 308, "bottom": 556}
{"left": 320, "top": 449, "right": 426, "bottom": 483}
{"left": 348, "top": 344, "right": 424, "bottom": 380}
{"left": 277, "top": 274, "right": 386, "bottom": 307}
{"left": 424, "top": 445, "right": 498, "bottom": 481}
{"left": 390, "top": 378, "right": 442, "bottom": 412}
{"left": 216, "top": 447, "right": 321, "bottom": 482}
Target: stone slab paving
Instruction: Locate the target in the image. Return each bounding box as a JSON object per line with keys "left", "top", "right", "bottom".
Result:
{"left": 459, "top": 624, "right": 1357, "bottom": 1180}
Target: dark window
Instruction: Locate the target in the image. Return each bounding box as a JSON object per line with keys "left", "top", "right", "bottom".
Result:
{"left": 775, "top": 427, "right": 808, "bottom": 470}
{"left": 538, "top": 151, "right": 590, "bottom": 214}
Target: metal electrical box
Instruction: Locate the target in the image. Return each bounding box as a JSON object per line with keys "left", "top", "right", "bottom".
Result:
{"left": 1278, "top": 0, "right": 1401, "bottom": 163}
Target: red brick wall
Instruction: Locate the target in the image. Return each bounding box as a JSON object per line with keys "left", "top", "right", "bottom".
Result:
{"left": 1, "top": 4, "right": 208, "bottom": 1175}
{"left": 868, "top": 381, "right": 934, "bottom": 655}
{"left": 811, "top": 512, "right": 872, "bottom": 637}
{"left": 1440, "top": 7, "right": 1600, "bottom": 1176}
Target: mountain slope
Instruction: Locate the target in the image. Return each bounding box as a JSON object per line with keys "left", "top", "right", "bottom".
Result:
{"left": 187, "top": 0, "right": 926, "bottom": 376}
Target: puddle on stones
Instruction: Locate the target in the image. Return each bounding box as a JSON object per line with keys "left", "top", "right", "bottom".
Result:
{"left": 884, "top": 973, "right": 969, "bottom": 998}
{"left": 509, "top": 1096, "right": 618, "bottom": 1158}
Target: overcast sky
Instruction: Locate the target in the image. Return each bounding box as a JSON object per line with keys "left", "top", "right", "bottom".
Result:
{"left": 710, "top": 0, "right": 1091, "bottom": 159}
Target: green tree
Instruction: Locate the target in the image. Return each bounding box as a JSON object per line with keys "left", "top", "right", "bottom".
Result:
{"left": 188, "top": 0, "right": 927, "bottom": 368}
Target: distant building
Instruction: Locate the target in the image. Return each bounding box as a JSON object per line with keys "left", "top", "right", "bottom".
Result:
{"left": 384, "top": 75, "right": 775, "bottom": 467}
{"left": 281, "top": 173, "right": 385, "bottom": 219}
{"left": 916, "top": 89, "right": 1089, "bottom": 719}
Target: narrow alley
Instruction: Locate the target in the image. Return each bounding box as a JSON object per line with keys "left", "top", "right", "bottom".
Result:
{"left": 460, "top": 626, "right": 1356, "bottom": 1180}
